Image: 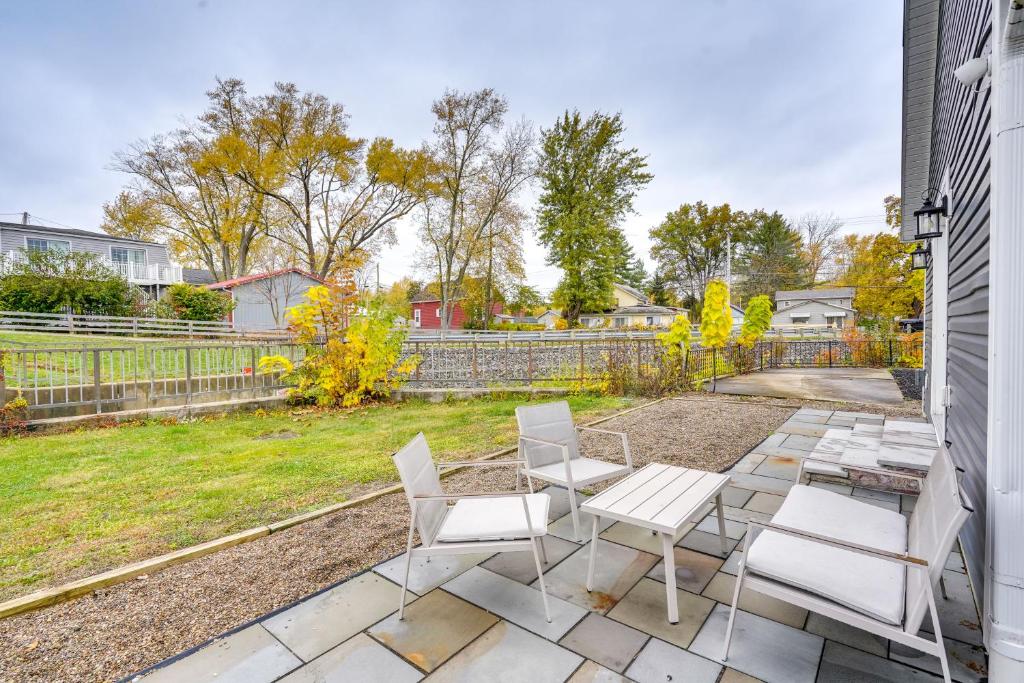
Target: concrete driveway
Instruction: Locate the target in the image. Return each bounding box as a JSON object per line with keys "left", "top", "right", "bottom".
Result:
{"left": 713, "top": 367, "right": 906, "bottom": 405}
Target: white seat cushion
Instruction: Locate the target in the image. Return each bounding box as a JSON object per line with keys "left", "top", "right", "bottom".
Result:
{"left": 746, "top": 484, "right": 908, "bottom": 625}
{"left": 435, "top": 493, "right": 549, "bottom": 542}
{"left": 528, "top": 457, "right": 629, "bottom": 487}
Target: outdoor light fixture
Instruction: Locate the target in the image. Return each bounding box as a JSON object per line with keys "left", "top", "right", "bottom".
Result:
{"left": 911, "top": 243, "right": 930, "bottom": 270}
{"left": 913, "top": 192, "right": 948, "bottom": 240}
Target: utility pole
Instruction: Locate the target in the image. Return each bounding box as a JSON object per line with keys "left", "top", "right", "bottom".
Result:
{"left": 376, "top": 262, "right": 380, "bottom": 294}
{"left": 725, "top": 231, "right": 732, "bottom": 303}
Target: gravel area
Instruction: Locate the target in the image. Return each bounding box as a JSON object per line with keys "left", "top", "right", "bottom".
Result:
{"left": 0, "top": 394, "right": 918, "bottom": 682}
{"left": 890, "top": 367, "right": 925, "bottom": 400}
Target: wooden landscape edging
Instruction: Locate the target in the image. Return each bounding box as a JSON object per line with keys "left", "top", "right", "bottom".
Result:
{"left": 0, "top": 396, "right": 666, "bottom": 620}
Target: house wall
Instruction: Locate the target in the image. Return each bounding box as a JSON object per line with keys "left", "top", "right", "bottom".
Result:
{"left": 921, "top": 0, "right": 992, "bottom": 601}
{"left": 410, "top": 301, "right": 502, "bottom": 329}
{"left": 612, "top": 286, "right": 646, "bottom": 308}
{"left": 0, "top": 224, "right": 172, "bottom": 266}
{"left": 228, "top": 273, "right": 321, "bottom": 330}
{"left": 770, "top": 300, "right": 852, "bottom": 327}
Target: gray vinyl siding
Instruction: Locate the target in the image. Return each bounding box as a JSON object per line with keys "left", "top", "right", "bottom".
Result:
{"left": 923, "top": 0, "right": 992, "bottom": 605}
{"left": 901, "top": 0, "right": 941, "bottom": 240}
{"left": 0, "top": 225, "right": 171, "bottom": 266}
{"left": 228, "top": 273, "right": 321, "bottom": 330}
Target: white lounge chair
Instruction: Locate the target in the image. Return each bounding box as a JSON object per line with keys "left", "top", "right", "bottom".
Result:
{"left": 516, "top": 400, "right": 633, "bottom": 541}
{"left": 392, "top": 432, "right": 553, "bottom": 622}
{"left": 722, "top": 446, "right": 972, "bottom": 683}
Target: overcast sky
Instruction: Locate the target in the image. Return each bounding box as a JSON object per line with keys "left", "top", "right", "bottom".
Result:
{"left": 0, "top": 1, "right": 902, "bottom": 294}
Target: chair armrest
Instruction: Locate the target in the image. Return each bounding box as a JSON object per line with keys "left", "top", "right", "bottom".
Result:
{"left": 518, "top": 435, "right": 575, "bottom": 486}
{"left": 577, "top": 426, "right": 633, "bottom": 470}
{"left": 797, "top": 456, "right": 927, "bottom": 483}
{"left": 437, "top": 459, "right": 527, "bottom": 471}
{"left": 746, "top": 519, "right": 928, "bottom": 568}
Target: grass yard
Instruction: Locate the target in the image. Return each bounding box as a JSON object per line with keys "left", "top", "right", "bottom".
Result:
{"left": 0, "top": 394, "right": 633, "bottom": 601}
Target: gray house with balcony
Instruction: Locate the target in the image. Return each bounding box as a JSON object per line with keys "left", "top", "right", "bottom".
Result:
{"left": 0, "top": 220, "right": 198, "bottom": 297}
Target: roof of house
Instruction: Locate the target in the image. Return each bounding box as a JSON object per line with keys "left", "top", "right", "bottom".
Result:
{"left": 0, "top": 221, "right": 165, "bottom": 247}
{"left": 182, "top": 268, "right": 216, "bottom": 285}
{"left": 775, "top": 287, "right": 854, "bottom": 302}
{"left": 776, "top": 298, "right": 856, "bottom": 315}
{"left": 730, "top": 303, "right": 744, "bottom": 315}
{"left": 206, "top": 268, "right": 324, "bottom": 291}
{"left": 583, "top": 305, "right": 679, "bottom": 317}
{"left": 614, "top": 282, "right": 649, "bottom": 303}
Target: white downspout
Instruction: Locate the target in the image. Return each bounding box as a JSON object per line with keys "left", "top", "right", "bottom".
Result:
{"left": 986, "top": 2, "right": 1024, "bottom": 680}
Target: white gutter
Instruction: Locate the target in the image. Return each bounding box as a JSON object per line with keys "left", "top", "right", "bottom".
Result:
{"left": 986, "top": 1, "right": 1024, "bottom": 680}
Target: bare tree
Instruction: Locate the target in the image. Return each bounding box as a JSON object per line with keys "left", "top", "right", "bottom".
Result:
{"left": 417, "top": 89, "right": 534, "bottom": 330}
{"left": 797, "top": 212, "right": 843, "bottom": 283}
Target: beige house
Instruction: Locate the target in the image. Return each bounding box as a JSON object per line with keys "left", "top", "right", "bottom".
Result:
{"left": 579, "top": 283, "right": 688, "bottom": 328}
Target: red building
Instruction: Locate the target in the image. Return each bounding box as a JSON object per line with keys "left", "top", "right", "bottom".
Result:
{"left": 410, "top": 294, "right": 503, "bottom": 329}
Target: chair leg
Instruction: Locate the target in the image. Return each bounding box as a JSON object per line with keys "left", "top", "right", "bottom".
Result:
{"left": 531, "top": 537, "right": 552, "bottom": 623}
{"left": 539, "top": 535, "right": 548, "bottom": 564}
{"left": 939, "top": 574, "right": 948, "bottom": 599}
{"left": 586, "top": 514, "right": 599, "bottom": 591}
{"left": 399, "top": 526, "right": 416, "bottom": 621}
{"left": 567, "top": 486, "right": 582, "bottom": 541}
{"left": 525, "top": 473, "right": 535, "bottom": 494}
{"left": 721, "top": 560, "right": 747, "bottom": 661}
{"left": 925, "top": 576, "right": 952, "bottom": 683}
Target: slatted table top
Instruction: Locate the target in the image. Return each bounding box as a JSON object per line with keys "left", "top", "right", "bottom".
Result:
{"left": 580, "top": 463, "right": 731, "bottom": 535}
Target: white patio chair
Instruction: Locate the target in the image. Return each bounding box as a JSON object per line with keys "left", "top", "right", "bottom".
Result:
{"left": 722, "top": 446, "right": 972, "bottom": 683}
{"left": 392, "top": 432, "right": 553, "bottom": 622}
{"left": 516, "top": 400, "right": 633, "bottom": 541}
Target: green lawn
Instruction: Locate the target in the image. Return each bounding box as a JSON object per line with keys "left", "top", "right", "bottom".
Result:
{"left": 0, "top": 394, "right": 633, "bottom": 600}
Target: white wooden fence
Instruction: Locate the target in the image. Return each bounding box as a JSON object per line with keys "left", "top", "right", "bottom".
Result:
{"left": 0, "top": 310, "right": 287, "bottom": 339}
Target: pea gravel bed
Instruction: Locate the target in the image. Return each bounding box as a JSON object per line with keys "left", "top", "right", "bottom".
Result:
{"left": 0, "top": 394, "right": 919, "bottom": 682}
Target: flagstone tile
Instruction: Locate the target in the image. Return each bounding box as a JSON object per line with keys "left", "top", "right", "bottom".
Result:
{"left": 890, "top": 637, "right": 987, "bottom": 682}
{"left": 781, "top": 434, "right": 821, "bottom": 451}
{"left": 689, "top": 604, "right": 823, "bottom": 683}
{"left": 279, "top": 633, "right": 422, "bottom": 682}
{"left": 442, "top": 566, "right": 587, "bottom": 640}
{"left": 263, "top": 573, "right": 406, "bottom": 661}
{"left": 945, "top": 550, "right": 965, "bottom": 573}
{"left": 808, "top": 481, "right": 853, "bottom": 496}
{"left": 883, "top": 431, "right": 940, "bottom": 448}
{"left": 716, "top": 505, "right": 771, "bottom": 525}
{"left": 826, "top": 416, "right": 857, "bottom": 427}
{"left": 538, "top": 486, "right": 582, "bottom": 522}
{"left": 677, "top": 529, "right": 739, "bottom": 558}
{"left": 804, "top": 612, "right": 887, "bottom": 657}
{"left": 794, "top": 408, "right": 833, "bottom": 417}
{"left": 852, "top": 487, "right": 901, "bottom": 503}
{"left": 885, "top": 420, "right": 937, "bottom": 434}
{"left": 750, "top": 443, "right": 815, "bottom": 459}
{"left": 549, "top": 509, "right": 615, "bottom": 542}
{"left": 853, "top": 423, "right": 884, "bottom": 437}
{"left": 606, "top": 578, "right": 715, "bottom": 649}
{"left": 533, "top": 539, "right": 657, "bottom": 613}
{"left": 646, "top": 546, "right": 723, "bottom": 594}
{"left": 877, "top": 444, "right": 936, "bottom": 471}
{"left": 839, "top": 448, "right": 883, "bottom": 469}
{"left": 817, "top": 641, "right": 941, "bottom": 682}
{"left": 558, "top": 613, "right": 649, "bottom": 673}
{"left": 727, "top": 473, "right": 795, "bottom": 496}
{"left": 565, "top": 659, "right": 631, "bottom": 682}
{"left": 720, "top": 549, "right": 743, "bottom": 576}
{"left": 599, "top": 521, "right": 690, "bottom": 554}
{"left": 624, "top": 638, "right": 722, "bottom": 683}
{"left": 368, "top": 590, "right": 498, "bottom": 673}
{"left": 854, "top": 496, "right": 901, "bottom": 512}
{"left": 731, "top": 453, "right": 768, "bottom": 473}
{"left": 812, "top": 436, "right": 849, "bottom": 458}
{"left": 695, "top": 515, "right": 747, "bottom": 540}
{"left": 777, "top": 421, "right": 832, "bottom": 438}
{"left": 752, "top": 455, "right": 802, "bottom": 481}
{"left": 481, "top": 536, "right": 580, "bottom": 584}
{"left": 744, "top": 492, "right": 785, "bottom": 515}
{"left": 835, "top": 411, "right": 885, "bottom": 420}
{"left": 902, "top": 494, "right": 917, "bottom": 512}
{"left": 920, "top": 570, "right": 983, "bottom": 646}
{"left": 719, "top": 668, "right": 763, "bottom": 683}
{"left": 720, "top": 486, "right": 755, "bottom": 508}
{"left": 701, "top": 572, "right": 807, "bottom": 629}
{"left": 375, "top": 552, "right": 491, "bottom": 596}
{"left": 789, "top": 413, "right": 829, "bottom": 424}
{"left": 140, "top": 625, "right": 301, "bottom": 683}
{"left": 425, "top": 621, "right": 583, "bottom": 683}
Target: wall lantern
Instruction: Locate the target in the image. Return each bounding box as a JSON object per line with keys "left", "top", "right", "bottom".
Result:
{"left": 911, "top": 243, "right": 930, "bottom": 270}
{"left": 913, "top": 192, "right": 948, "bottom": 240}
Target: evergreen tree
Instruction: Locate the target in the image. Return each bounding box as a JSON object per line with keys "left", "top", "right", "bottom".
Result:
{"left": 734, "top": 211, "right": 807, "bottom": 305}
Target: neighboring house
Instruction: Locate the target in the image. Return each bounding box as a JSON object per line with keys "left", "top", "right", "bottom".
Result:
{"left": 536, "top": 309, "right": 562, "bottom": 329}
{"left": 409, "top": 292, "right": 503, "bottom": 330}
{"left": 206, "top": 269, "right": 323, "bottom": 330}
{"left": 901, "top": 1, "right": 1024, "bottom": 676}
{"left": 771, "top": 288, "right": 856, "bottom": 327}
{"left": 578, "top": 282, "right": 688, "bottom": 328}
{"left": 0, "top": 219, "right": 183, "bottom": 295}
{"left": 729, "top": 303, "right": 745, "bottom": 326}
{"left": 182, "top": 268, "right": 216, "bottom": 286}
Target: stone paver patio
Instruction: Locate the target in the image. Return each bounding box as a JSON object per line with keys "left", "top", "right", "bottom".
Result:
{"left": 714, "top": 367, "right": 907, "bottom": 405}
{"left": 134, "top": 408, "right": 985, "bottom": 683}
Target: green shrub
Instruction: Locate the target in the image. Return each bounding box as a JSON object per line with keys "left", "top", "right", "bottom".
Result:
{"left": 0, "top": 250, "right": 144, "bottom": 316}
{"left": 738, "top": 295, "right": 772, "bottom": 347}
{"left": 164, "top": 283, "right": 234, "bottom": 321}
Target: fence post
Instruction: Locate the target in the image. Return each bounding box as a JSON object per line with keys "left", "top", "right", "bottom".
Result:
{"left": 67, "top": 312, "right": 75, "bottom": 334}
{"left": 828, "top": 339, "right": 834, "bottom": 368}
{"left": 472, "top": 342, "right": 478, "bottom": 379}
{"left": 0, "top": 351, "right": 6, "bottom": 403}
{"left": 683, "top": 347, "right": 690, "bottom": 385}
{"left": 132, "top": 318, "right": 139, "bottom": 337}
{"left": 185, "top": 347, "right": 193, "bottom": 405}
{"left": 579, "top": 342, "right": 585, "bottom": 381}
{"left": 188, "top": 320, "right": 194, "bottom": 339}
{"left": 92, "top": 349, "right": 102, "bottom": 414}
{"left": 527, "top": 341, "right": 533, "bottom": 383}
{"left": 712, "top": 347, "right": 718, "bottom": 392}
{"left": 415, "top": 342, "right": 421, "bottom": 381}
{"left": 888, "top": 339, "right": 894, "bottom": 367}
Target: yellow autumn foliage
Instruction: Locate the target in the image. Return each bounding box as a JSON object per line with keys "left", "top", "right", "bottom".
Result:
{"left": 699, "top": 280, "right": 732, "bottom": 348}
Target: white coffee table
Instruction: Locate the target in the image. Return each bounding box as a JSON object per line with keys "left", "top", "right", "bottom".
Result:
{"left": 580, "top": 462, "right": 731, "bottom": 624}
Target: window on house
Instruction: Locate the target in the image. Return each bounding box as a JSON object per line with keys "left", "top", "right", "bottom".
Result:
{"left": 413, "top": 309, "right": 421, "bottom": 326}
{"left": 26, "top": 238, "right": 70, "bottom": 253}
{"left": 614, "top": 317, "right": 626, "bottom": 327}
{"left": 646, "top": 316, "right": 654, "bottom": 325}
{"left": 436, "top": 308, "right": 441, "bottom": 317}
{"left": 110, "top": 247, "right": 147, "bottom": 277}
